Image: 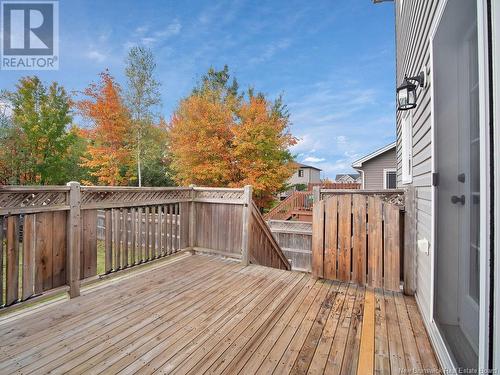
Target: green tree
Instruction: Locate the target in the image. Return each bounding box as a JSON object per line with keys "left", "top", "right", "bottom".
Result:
{"left": 141, "top": 118, "right": 175, "bottom": 186}
{"left": 0, "top": 77, "right": 82, "bottom": 185}
{"left": 125, "top": 45, "right": 162, "bottom": 186}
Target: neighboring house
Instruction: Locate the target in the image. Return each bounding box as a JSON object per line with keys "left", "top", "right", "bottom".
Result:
{"left": 287, "top": 163, "right": 321, "bottom": 187}
{"left": 334, "top": 174, "right": 361, "bottom": 184}
{"left": 351, "top": 142, "right": 396, "bottom": 190}
{"left": 382, "top": 0, "right": 500, "bottom": 372}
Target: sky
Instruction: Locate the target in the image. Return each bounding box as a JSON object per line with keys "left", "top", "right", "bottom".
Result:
{"left": 0, "top": 0, "right": 396, "bottom": 179}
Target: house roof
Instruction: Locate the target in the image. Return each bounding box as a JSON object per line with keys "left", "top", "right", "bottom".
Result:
{"left": 335, "top": 173, "right": 360, "bottom": 180}
{"left": 351, "top": 142, "right": 396, "bottom": 168}
{"left": 294, "top": 162, "right": 322, "bottom": 171}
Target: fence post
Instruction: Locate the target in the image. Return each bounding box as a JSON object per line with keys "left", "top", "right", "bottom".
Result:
{"left": 403, "top": 186, "right": 417, "bottom": 295}
{"left": 188, "top": 185, "right": 196, "bottom": 251}
{"left": 313, "top": 185, "right": 321, "bottom": 203}
{"left": 67, "top": 181, "right": 81, "bottom": 298}
{"left": 241, "top": 185, "right": 253, "bottom": 266}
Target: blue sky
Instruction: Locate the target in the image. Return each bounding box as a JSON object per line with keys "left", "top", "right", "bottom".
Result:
{"left": 0, "top": 0, "right": 396, "bottom": 179}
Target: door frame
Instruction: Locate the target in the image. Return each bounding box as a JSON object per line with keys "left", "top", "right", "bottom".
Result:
{"left": 492, "top": 0, "right": 500, "bottom": 370}
{"left": 427, "top": 0, "right": 491, "bottom": 370}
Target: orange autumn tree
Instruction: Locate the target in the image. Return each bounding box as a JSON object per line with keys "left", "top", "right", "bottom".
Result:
{"left": 77, "top": 71, "right": 135, "bottom": 185}
{"left": 231, "top": 93, "right": 297, "bottom": 206}
{"left": 169, "top": 94, "right": 235, "bottom": 186}
{"left": 168, "top": 66, "right": 296, "bottom": 207}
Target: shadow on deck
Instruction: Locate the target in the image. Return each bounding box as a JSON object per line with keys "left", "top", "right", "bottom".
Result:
{"left": 0, "top": 254, "right": 439, "bottom": 374}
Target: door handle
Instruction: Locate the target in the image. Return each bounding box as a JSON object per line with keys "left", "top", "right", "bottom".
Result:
{"left": 451, "top": 195, "right": 465, "bottom": 205}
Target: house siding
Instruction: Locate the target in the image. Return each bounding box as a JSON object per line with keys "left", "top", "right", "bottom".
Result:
{"left": 287, "top": 167, "right": 321, "bottom": 186}
{"left": 357, "top": 148, "right": 396, "bottom": 190}
{"left": 395, "top": 0, "right": 440, "bottom": 323}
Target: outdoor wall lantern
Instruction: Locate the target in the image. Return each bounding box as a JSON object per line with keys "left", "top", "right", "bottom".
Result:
{"left": 396, "top": 71, "right": 425, "bottom": 111}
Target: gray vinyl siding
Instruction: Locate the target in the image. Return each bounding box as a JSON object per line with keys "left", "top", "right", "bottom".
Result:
{"left": 395, "top": 0, "right": 440, "bottom": 322}
{"left": 287, "top": 167, "right": 321, "bottom": 186}
{"left": 357, "top": 149, "right": 396, "bottom": 190}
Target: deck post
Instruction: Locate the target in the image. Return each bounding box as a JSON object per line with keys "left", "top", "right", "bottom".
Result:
{"left": 313, "top": 185, "right": 321, "bottom": 203}
{"left": 188, "top": 184, "right": 196, "bottom": 251}
{"left": 66, "top": 181, "right": 81, "bottom": 298}
{"left": 241, "top": 185, "right": 253, "bottom": 266}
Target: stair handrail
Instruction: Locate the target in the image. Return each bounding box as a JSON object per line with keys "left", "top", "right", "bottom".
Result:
{"left": 249, "top": 201, "right": 291, "bottom": 270}
{"left": 264, "top": 191, "right": 314, "bottom": 221}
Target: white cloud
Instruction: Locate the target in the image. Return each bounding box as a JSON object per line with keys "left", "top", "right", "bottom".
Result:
{"left": 303, "top": 156, "right": 325, "bottom": 163}
{"left": 336, "top": 135, "right": 347, "bottom": 144}
{"left": 126, "top": 19, "right": 182, "bottom": 49}
{"left": 250, "top": 39, "right": 292, "bottom": 64}
{"left": 86, "top": 49, "right": 107, "bottom": 63}
{"left": 140, "top": 37, "right": 157, "bottom": 46}
{"left": 154, "top": 19, "right": 182, "bottom": 38}
{"left": 290, "top": 134, "right": 324, "bottom": 154}
{"left": 135, "top": 25, "right": 149, "bottom": 34}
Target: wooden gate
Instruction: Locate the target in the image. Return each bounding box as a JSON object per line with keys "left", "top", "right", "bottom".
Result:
{"left": 312, "top": 194, "right": 402, "bottom": 291}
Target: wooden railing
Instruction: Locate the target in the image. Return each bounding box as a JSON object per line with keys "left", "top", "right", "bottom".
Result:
{"left": 247, "top": 202, "right": 291, "bottom": 270}
{"left": 264, "top": 191, "right": 314, "bottom": 221}
{"left": 307, "top": 182, "right": 361, "bottom": 190}
{"left": 312, "top": 192, "right": 404, "bottom": 291}
{"left": 0, "top": 184, "right": 290, "bottom": 308}
{"left": 268, "top": 220, "right": 312, "bottom": 272}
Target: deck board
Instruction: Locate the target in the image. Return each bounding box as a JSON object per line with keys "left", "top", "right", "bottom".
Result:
{"left": 0, "top": 254, "right": 441, "bottom": 374}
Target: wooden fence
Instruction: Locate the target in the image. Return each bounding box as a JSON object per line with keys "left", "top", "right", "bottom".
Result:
{"left": 312, "top": 193, "right": 404, "bottom": 292}
{"left": 319, "top": 187, "right": 405, "bottom": 207}
{"left": 307, "top": 182, "right": 361, "bottom": 190}
{"left": 0, "top": 184, "right": 289, "bottom": 308}
{"left": 268, "top": 220, "right": 312, "bottom": 272}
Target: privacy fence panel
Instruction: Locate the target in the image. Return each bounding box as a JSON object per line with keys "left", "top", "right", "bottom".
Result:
{"left": 312, "top": 193, "right": 403, "bottom": 291}
{"left": 0, "top": 187, "right": 70, "bottom": 306}
{"left": 194, "top": 202, "right": 243, "bottom": 258}
{"left": 268, "top": 220, "right": 312, "bottom": 272}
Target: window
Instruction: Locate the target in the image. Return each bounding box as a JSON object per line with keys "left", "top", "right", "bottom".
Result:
{"left": 401, "top": 113, "right": 413, "bottom": 183}
{"left": 298, "top": 169, "right": 304, "bottom": 177}
{"left": 384, "top": 169, "right": 397, "bottom": 189}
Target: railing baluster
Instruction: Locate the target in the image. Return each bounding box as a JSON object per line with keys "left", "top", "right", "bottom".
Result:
{"left": 0, "top": 216, "right": 3, "bottom": 305}
{"left": 145, "top": 206, "right": 150, "bottom": 261}
{"left": 105, "top": 210, "right": 112, "bottom": 273}
{"left": 6, "top": 216, "right": 20, "bottom": 305}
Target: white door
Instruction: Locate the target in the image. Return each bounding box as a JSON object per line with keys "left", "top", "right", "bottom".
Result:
{"left": 433, "top": 0, "right": 480, "bottom": 369}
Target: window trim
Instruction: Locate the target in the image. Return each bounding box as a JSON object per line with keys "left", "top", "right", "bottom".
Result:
{"left": 383, "top": 168, "right": 397, "bottom": 189}
{"left": 401, "top": 112, "right": 413, "bottom": 184}
{"left": 298, "top": 169, "right": 304, "bottom": 178}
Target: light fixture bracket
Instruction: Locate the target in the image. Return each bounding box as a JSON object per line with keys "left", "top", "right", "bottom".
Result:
{"left": 406, "top": 71, "right": 425, "bottom": 88}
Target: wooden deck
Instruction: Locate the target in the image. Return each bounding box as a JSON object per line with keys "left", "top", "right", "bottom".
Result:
{"left": 0, "top": 254, "right": 439, "bottom": 374}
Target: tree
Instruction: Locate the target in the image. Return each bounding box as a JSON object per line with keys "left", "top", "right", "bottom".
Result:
{"left": 231, "top": 93, "right": 296, "bottom": 206}
{"left": 0, "top": 77, "right": 79, "bottom": 185}
{"left": 168, "top": 66, "right": 296, "bottom": 207}
{"left": 169, "top": 93, "right": 235, "bottom": 186}
{"left": 125, "top": 46, "right": 161, "bottom": 187}
{"left": 77, "top": 71, "right": 135, "bottom": 185}
{"left": 141, "top": 118, "right": 175, "bottom": 186}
